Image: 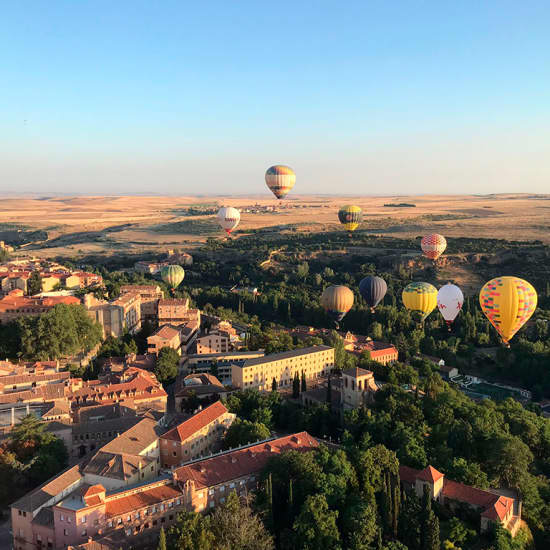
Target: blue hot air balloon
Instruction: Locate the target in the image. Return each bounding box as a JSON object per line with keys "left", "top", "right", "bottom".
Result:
{"left": 359, "top": 276, "right": 387, "bottom": 312}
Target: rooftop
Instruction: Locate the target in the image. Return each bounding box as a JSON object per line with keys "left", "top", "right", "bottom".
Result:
{"left": 162, "top": 401, "right": 229, "bottom": 442}
{"left": 342, "top": 367, "right": 374, "bottom": 378}
{"left": 241, "top": 346, "right": 333, "bottom": 368}
{"left": 104, "top": 483, "right": 181, "bottom": 517}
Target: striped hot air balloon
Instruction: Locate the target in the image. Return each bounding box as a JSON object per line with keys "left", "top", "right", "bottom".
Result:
{"left": 479, "top": 276, "right": 537, "bottom": 345}
{"left": 320, "top": 285, "right": 354, "bottom": 327}
{"left": 265, "top": 165, "right": 296, "bottom": 199}
{"left": 338, "top": 205, "right": 363, "bottom": 236}
{"left": 359, "top": 276, "right": 387, "bottom": 312}
{"left": 161, "top": 264, "right": 185, "bottom": 291}
{"left": 402, "top": 282, "right": 438, "bottom": 322}
{"left": 421, "top": 234, "right": 447, "bottom": 261}
{"left": 217, "top": 207, "right": 240, "bottom": 236}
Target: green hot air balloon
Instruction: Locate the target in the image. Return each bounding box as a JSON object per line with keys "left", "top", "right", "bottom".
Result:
{"left": 161, "top": 264, "right": 185, "bottom": 291}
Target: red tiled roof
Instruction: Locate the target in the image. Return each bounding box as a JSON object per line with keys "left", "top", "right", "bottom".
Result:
{"left": 161, "top": 401, "right": 229, "bottom": 442}
{"left": 151, "top": 325, "right": 180, "bottom": 340}
{"left": 442, "top": 478, "right": 503, "bottom": 510}
{"left": 174, "top": 431, "right": 319, "bottom": 489}
{"left": 399, "top": 465, "right": 419, "bottom": 484}
{"left": 481, "top": 495, "right": 513, "bottom": 521}
{"left": 84, "top": 484, "right": 105, "bottom": 497}
{"left": 105, "top": 483, "right": 182, "bottom": 517}
{"left": 417, "top": 466, "right": 444, "bottom": 483}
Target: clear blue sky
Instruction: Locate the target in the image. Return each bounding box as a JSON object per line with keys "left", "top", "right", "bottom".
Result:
{"left": 1, "top": 1, "right": 549, "bottom": 195}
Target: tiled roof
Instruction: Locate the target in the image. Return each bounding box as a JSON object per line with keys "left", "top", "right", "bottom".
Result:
{"left": 159, "top": 299, "right": 189, "bottom": 306}
{"left": 104, "top": 483, "right": 182, "bottom": 517}
{"left": 442, "top": 478, "right": 506, "bottom": 511}
{"left": 399, "top": 465, "right": 420, "bottom": 484}
{"left": 32, "top": 507, "right": 55, "bottom": 527}
{"left": 151, "top": 325, "right": 181, "bottom": 340}
{"left": 101, "top": 417, "right": 163, "bottom": 455}
{"left": 241, "top": 346, "right": 333, "bottom": 368}
{"left": 83, "top": 484, "right": 105, "bottom": 497}
{"left": 481, "top": 495, "right": 513, "bottom": 521}
{"left": 174, "top": 431, "right": 318, "bottom": 490}
{"left": 11, "top": 463, "right": 84, "bottom": 512}
{"left": 0, "top": 371, "right": 68, "bottom": 385}
{"left": 83, "top": 452, "right": 152, "bottom": 481}
{"left": 417, "top": 466, "right": 444, "bottom": 483}
{"left": 161, "top": 401, "right": 229, "bottom": 442}
{"left": 342, "top": 367, "right": 374, "bottom": 378}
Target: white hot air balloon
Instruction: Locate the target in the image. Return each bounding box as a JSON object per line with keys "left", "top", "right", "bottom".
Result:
{"left": 217, "top": 207, "right": 240, "bottom": 236}
{"left": 437, "top": 283, "right": 464, "bottom": 330}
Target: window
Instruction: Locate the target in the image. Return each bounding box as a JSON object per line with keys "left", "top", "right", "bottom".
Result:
{"left": 81, "top": 516, "right": 86, "bottom": 524}
{"left": 208, "top": 489, "right": 214, "bottom": 495}
{"left": 209, "top": 501, "right": 215, "bottom": 508}
{"left": 81, "top": 530, "right": 87, "bottom": 537}
{"left": 60, "top": 515, "right": 64, "bottom": 521}
{"left": 172, "top": 451, "right": 177, "bottom": 457}
{"left": 118, "top": 518, "right": 122, "bottom": 525}
{"left": 127, "top": 515, "right": 131, "bottom": 522}
{"left": 63, "top": 529, "right": 68, "bottom": 536}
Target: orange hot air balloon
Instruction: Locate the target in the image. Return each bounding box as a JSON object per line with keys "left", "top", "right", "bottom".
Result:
{"left": 421, "top": 234, "right": 447, "bottom": 261}
{"left": 320, "top": 285, "right": 354, "bottom": 327}
{"left": 265, "top": 165, "right": 296, "bottom": 199}
{"left": 479, "top": 276, "right": 537, "bottom": 345}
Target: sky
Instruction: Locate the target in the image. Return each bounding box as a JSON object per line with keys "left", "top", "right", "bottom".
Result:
{"left": 1, "top": 1, "right": 549, "bottom": 196}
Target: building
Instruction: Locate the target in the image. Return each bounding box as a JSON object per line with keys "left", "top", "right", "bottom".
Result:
{"left": 174, "top": 373, "right": 228, "bottom": 412}
{"left": 147, "top": 325, "right": 182, "bottom": 356}
{"left": 157, "top": 298, "right": 200, "bottom": 327}
{"left": 341, "top": 367, "right": 378, "bottom": 410}
{"left": 0, "top": 294, "right": 81, "bottom": 324}
{"left": 10, "top": 431, "right": 317, "bottom": 550}
{"left": 195, "top": 331, "right": 232, "bottom": 354}
{"left": 400, "top": 465, "right": 521, "bottom": 536}
{"left": 119, "top": 285, "right": 164, "bottom": 322}
{"left": 0, "top": 240, "right": 14, "bottom": 253}
{"left": 231, "top": 346, "right": 334, "bottom": 391}
{"left": 159, "top": 401, "right": 235, "bottom": 467}
{"left": 85, "top": 293, "right": 141, "bottom": 338}
{"left": 166, "top": 250, "right": 193, "bottom": 266}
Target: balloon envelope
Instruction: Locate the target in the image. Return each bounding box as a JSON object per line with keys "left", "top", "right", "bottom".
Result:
{"left": 402, "top": 282, "right": 437, "bottom": 321}
{"left": 265, "top": 165, "right": 296, "bottom": 199}
{"left": 321, "top": 285, "right": 354, "bottom": 322}
{"left": 161, "top": 264, "right": 185, "bottom": 289}
{"left": 359, "top": 276, "right": 387, "bottom": 310}
{"left": 338, "top": 205, "right": 363, "bottom": 233}
{"left": 217, "top": 207, "right": 240, "bottom": 235}
{"left": 437, "top": 283, "right": 464, "bottom": 324}
{"left": 421, "top": 234, "right": 447, "bottom": 260}
{"left": 479, "top": 276, "right": 537, "bottom": 344}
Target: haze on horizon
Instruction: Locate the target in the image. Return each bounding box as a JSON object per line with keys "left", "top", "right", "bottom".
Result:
{"left": 1, "top": 1, "right": 549, "bottom": 196}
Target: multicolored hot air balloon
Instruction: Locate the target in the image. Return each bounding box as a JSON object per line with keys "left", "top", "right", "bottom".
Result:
{"left": 338, "top": 205, "right": 363, "bottom": 236}
{"left": 265, "top": 165, "right": 296, "bottom": 200}
{"left": 437, "top": 283, "right": 464, "bottom": 330}
{"left": 359, "top": 276, "right": 387, "bottom": 312}
{"left": 320, "top": 285, "right": 354, "bottom": 327}
{"left": 421, "top": 234, "right": 447, "bottom": 261}
{"left": 161, "top": 264, "right": 185, "bottom": 291}
{"left": 402, "top": 282, "right": 437, "bottom": 322}
{"left": 217, "top": 206, "right": 240, "bottom": 236}
{"left": 479, "top": 276, "right": 537, "bottom": 345}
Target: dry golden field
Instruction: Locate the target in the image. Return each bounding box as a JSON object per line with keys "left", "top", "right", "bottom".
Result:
{"left": 1, "top": 193, "right": 549, "bottom": 258}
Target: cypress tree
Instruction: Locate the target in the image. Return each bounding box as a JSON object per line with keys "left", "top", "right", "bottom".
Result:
{"left": 271, "top": 377, "right": 277, "bottom": 392}
{"left": 392, "top": 475, "right": 400, "bottom": 537}
{"left": 326, "top": 376, "right": 332, "bottom": 404}
{"left": 292, "top": 372, "right": 300, "bottom": 398}
{"left": 301, "top": 370, "right": 307, "bottom": 392}
{"left": 157, "top": 527, "right": 167, "bottom": 550}
{"left": 425, "top": 512, "right": 440, "bottom": 550}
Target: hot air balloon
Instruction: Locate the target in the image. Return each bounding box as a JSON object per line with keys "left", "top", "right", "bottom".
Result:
{"left": 437, "top": 283, "right": 464, "bottom": 330}
{"left": 320, "top": 285, "right": 354, "bottom": 328}
{"left": 402, "top": 282, "right": 437, "bottom": 323}
{"left": 479, "top": 276, "right": 537, "bottom": 346}
{"left": 338, "top": 205, "right": 363, "bottom": 236}
{"left": 265, "top": 165, "right": 296, "bottom": 200}
{"left": 359, "top": 276, "right": 387, "bottom": 312}
{"left": 161, "top": 264, "right": 185, "bottom": 292}
{"left": 421, "top": 234, "right": 447, "bottom": 261}
{"left": 217, "top": 206, "right": 240, "bottom": 236}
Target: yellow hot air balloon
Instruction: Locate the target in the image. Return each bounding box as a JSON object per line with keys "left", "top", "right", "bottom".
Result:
{"left": 265, "top": 165, "right": 296, "bottom": 199}
{"left": 320, "top": 285, "right": 354, "bottom": 327}
{"left": 402, "top": 282, "right": 437, "bottom": 322}
{"left": 338, "top": 205, "right": 363, "bottom": 236}
{"left": 479, "top": 276, "right": 537, "bottom": 345}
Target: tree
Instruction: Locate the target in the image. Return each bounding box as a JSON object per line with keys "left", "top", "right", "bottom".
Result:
{"left": 210, "top": 491, "right": 274, "bottom": 550}
{"left": 297, "top": 262, "right": 310, "bottom": 281}
{"left": 293, "top": 371, "right": 300, "bottom": 398}
{"left": 155, "top": 346, "right": 180, "bottom": 383}
{"left": 271, "top": 377, "right": 277, "bottom": 392}
{"left": 301, "top": 370, "right": 307, "bottom": 393}
{"left": 223, "top": 419, "right": 270, "bottom": 449}
{"left": 167, "top": 510, "right": 214, "bottom": 550}
{"left": 293, "top": 494, "right": 341, "bottom": 550}
{"left": 341, "top": 495, "right": 378, "bottom": 550}
{"left": 326, "top": 376, "right": 332, "bottom": 404}
{"left": 27, "top": 271, "right": 43, "bottom": 295}
{"left": 157, "top": 527, "right": 167, "bottom": 550}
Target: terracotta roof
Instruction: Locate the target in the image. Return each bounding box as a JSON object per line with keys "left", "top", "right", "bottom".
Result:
{"left": 242, "top": 346, "right": 333, "bottom": 368}
{"left": 105, "top": 483, "right": 182, "bottom": 517}
{"left": 481, "top": 495, "right": 514, "bottom": 521}
{"left": 399, "top": 465, "right": 420, "bottom": 484}
{"left": 84, "top": 451, "right": 153, "bottom": 481}
{"left": 83, "top": 484, "right": 105, "bottom": 497}
{"left": 159, "top": 298, "right": 189, "bottom": 306}
{"left": 342, "top": 367, "right": 374, "bottom": 378}
{"left": 101, "top": 417, "right": 163, "bottom": 455}
{"left": 417, "top": 466, "right": 445, "bottom": 483}
{"left": 0, "top": 371, "right": 68, "bottom": 385}
{"left": 161, "top": 401, "right": 229, "bottom": 442}
{"left": 442, "top": 478, "right": 506, "bottom": 510}
{"left": 174, "top": 431, "right": 319, "bottom": 489}
{"left": 151, "top": 325, "right": 181, "bottom": 340}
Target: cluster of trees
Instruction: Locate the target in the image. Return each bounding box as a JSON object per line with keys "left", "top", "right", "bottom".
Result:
{"left": 0, "top": 415, "right": 68, "bottom": 513}
{"left": 0, "top": 303, "right": 103, "bottom": 361}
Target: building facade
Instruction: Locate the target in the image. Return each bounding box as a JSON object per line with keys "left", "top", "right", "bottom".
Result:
{"left": 341, "top": 367, "right": 378, "bottom": 410}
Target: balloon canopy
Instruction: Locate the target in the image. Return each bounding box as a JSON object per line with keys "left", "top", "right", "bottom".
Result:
{"left": 217, "top": 206, "right": 240, "bottom": 235}
{"left": 359, "top": 276, "right": 387, "bottom": 311}
{"left": 479, "top": 276, "right": 537, "bottom": 344}
{"left": 437, "top": 283, "right": 464, "bottom": 327}
{"left": 321, "top": 285, "right": 354, "bottom": 324}
{"left": 402, "top": 282, "right": 438, "bottom": 322}
{"left": 265, "top": 165, "right": 296, "bottom": 199}
{"left": 421, "top": 234, "right": 447, "bottom": 261}
{"left": 338, "top": 205, "right": 363, "bottom": 233}
{"left": 161, "top": 264, "right": 185, "bottom": 290}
